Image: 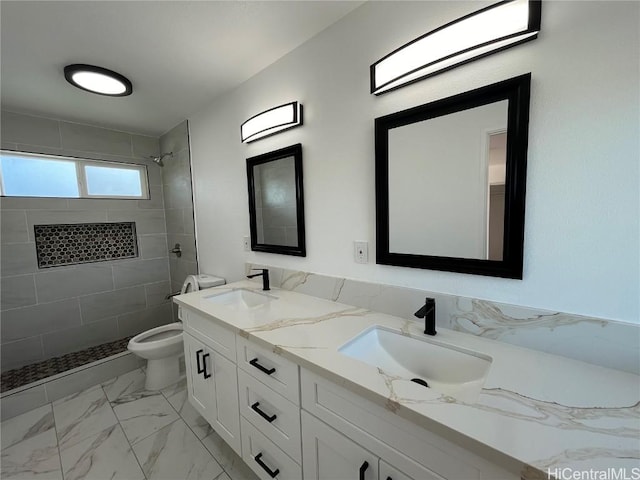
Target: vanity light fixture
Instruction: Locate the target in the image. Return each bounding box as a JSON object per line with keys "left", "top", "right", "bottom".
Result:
{"left": 370, "top": 0, "right": 541, "bottom": 95}
{"left": 241, "top": 101, "right": 302, "bottom": 143}
{"left": 64, "top": 64, "right": 133, "bottom": 97}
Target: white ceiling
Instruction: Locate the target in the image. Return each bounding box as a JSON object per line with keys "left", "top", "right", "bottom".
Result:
{"left": 0, "top": 1, "right": 363, "bottom": 136}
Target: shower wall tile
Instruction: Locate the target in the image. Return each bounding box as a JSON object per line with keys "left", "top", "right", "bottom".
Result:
{"left": 1, "top": 336, "right": 44, "bottom": 371}
{"left": 1, "top": 299, "right": 82, "bottom": 342}
{"left": 112, "top": 258, "right": 170, "bottom": 289}
{"left": 144, "top": 281, "right": 172, "bottom": 307}
{"left": 59, "top": 121, "right": 132, "bottom": 156}
{"left": 159, "top": 120, "right": 188, "bottom": 153}
{"left": 0, "top": 275, "right": 37, "bottom": 310}
{"left": 167, "top": 234, "right": 196, "bottom": 263}
{"left": 117, "top": 304, "right": 173, "bottom": 338}
{"left": 1, "top": 111, "right": 61, "bottom": 147}
{"left": 34, "top": 265, "right": 114, "bottom": 303}
{"left": 67, "top": 198, "right": 140, "bottom": 210}
{"left": 0, "top": 111, "right": 170, "bottom": 371}
{"left": 26, "top": 210, "right": 108, "bottom": 239}
{"left": 138, "top": 234, "right": 168, "bottom": 259}
{"left": 163, "top": 180, "right": 193, "bottom": 210}
{"left": 1, "top": 196, "right": 68, "bottom": 211}
{"left": 79, "top": 287, "right": 146, "bottom": 323}
{"left": 0, "top": 243, "right": 37, "bottom": 275}
{"left": 137, "top": 185, "right": 165, "bottom": 210}
{"left": 107, "top": 210, "right": 166, "bottom": 234}
{"left": 42, "top": 318, "right": 119, "bottom": 358}
{"left": 165, "top": 209, "right": 185, "bottom": 234}
{"left": 132, "top": 134, "right": 160, "bottom": 159}
{"left": 0, "top": 210, "right": 28, "bottom": 243}
{"left": 160, "top": 120, "right": 197, "bottom": 321}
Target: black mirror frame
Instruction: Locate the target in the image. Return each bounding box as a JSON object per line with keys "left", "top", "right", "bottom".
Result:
{"left": 375, "top": 73, "right": 531, "bottom": 279}
{"left": 246, "top": 143, "right": 306, "bottom": 257}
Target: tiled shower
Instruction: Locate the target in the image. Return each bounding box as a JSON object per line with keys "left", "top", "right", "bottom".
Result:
{"left": 0, "top": 112, "right": 197, "bottom": 413}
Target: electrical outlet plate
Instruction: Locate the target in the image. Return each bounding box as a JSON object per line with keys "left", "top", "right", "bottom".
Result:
{"left": 354, "top": 241, "right": 368, "bottom": 264}
{"left": 243, "top": 236, "right": 250, "bottom": 252}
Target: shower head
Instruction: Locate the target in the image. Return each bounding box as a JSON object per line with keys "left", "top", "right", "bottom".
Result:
{"left": 150, "top": 152, "right": 173, "bottom": 167}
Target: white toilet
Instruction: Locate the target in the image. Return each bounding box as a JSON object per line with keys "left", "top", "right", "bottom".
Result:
{"left": 128, "top": 273, "right": 225, "bottom": 390}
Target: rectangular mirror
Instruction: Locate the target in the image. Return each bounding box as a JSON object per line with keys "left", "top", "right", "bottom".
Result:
{"left": 375, "top": 74, "right": 531, "bottom": 278}
{"left": 246, "top": 143, "right": 306, "bottom": 256}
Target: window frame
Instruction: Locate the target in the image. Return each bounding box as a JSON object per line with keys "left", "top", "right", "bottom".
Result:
{"left": 0, "top": 150, "right": 150, "bottom": 200}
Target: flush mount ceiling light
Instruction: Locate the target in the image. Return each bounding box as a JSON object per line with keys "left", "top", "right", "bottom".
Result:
{"left": 371, "top": 0, "right": 541, "bottom": 95}
{"left": 241, "top": 101, "right": 302, "bottom": 143}
{"left": 64, "top": 64, "right": 133, "bottom": 97}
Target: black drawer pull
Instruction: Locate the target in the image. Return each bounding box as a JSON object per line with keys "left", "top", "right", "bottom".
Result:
{"left": 196, "top": 349, "right": 204, "bottom": 374}
{"left": 251, "top": 402, "right": 277, "bottom": 423}
{"left": 359, "top": 461, "right": 369, "bottom": 480}
{"left": 254, "top": 452, "right": 279, "bottom": 478}
{"left": 202, "top": 353, "right": 211, "bottom": 379}
{"left": 249, "top": 358, "right": 276, "bottom": 375}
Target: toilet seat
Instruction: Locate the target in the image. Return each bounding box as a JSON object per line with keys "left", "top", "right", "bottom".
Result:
{"left": 128, "top": 322, "right": 183, "bottom": 355}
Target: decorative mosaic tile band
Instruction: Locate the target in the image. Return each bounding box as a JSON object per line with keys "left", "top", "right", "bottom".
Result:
{"left": 34, "top": 222, "right": 138, "bottom": 268}
{"left": 246, "top": 263, "right": 640, "bottom": 375}
{"left": 0, "top": 336, "right": 132, "bottom": 393}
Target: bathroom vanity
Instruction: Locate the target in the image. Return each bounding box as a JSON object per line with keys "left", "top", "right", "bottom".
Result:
{"left": 175, "top": 281, "right": 639, "bottom": 480}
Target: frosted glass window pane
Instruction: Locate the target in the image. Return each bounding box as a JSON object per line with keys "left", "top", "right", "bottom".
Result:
{"left": 85, "top": 165, "right": 142, "bottom": 197}
{"left": 0, "top": 155, "right": 79, "bottom": 197}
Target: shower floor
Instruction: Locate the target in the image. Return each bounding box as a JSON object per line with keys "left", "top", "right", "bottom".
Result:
{"left": 1, "top": 336, "right": 133, "bottom": 393}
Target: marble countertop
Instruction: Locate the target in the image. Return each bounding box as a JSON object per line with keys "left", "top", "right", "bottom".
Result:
{"left": 174, "top": 281, "right": 640, "bottom": 478}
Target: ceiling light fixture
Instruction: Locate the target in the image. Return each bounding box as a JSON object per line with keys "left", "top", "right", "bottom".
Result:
{"left": 64, "top": 64, "right": 133, "bottom": 97}
{"left": 241, "top": 101, "right": 302, "bottom": 143}
{"left": 371, "top": 0, "right": 541, "bottom": 95}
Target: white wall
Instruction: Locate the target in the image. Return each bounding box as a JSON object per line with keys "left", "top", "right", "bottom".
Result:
{"left": 189, "top": 1, "right": 639, "bottom": 323}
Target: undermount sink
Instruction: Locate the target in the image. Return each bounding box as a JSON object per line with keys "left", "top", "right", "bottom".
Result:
{"left": 339, "top": 326, "right": 492, "bottom": 402}
{"left": 204, "top": 289, "right": 275, "bottom": 309}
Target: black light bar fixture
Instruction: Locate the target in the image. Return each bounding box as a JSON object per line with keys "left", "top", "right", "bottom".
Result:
{"left": 241, "top": 101, "right": 303, "bottom": 143}
{"left": 64, "top": 64, "right": 133, "bottom": 97}
{"left": 371, "top": 0, "right": 541, "bottom": 95}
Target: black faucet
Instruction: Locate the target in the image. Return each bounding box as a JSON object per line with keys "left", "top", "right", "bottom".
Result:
{"left": 247, "top": 268, "right": 270, "bottom": 291}
{"left": 414, "top": 297, "right": 436, "bottom": 336}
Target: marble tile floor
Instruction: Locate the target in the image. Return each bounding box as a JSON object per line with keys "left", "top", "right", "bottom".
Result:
{"left": 0, "top": 368, "right": 259, "bottom": 480}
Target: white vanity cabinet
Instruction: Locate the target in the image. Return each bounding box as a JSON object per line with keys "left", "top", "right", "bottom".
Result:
{"left": 301, "top": 369, "right": 518, "bottom": 480}
{"left": 181, "top": 307, "right": 241, "bottom": 454}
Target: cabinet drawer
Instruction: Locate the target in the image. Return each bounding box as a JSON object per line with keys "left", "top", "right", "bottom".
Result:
{"left": 182, "top": 307, "right": 236, "bottom": 361}
{"left": 238, "top": 369, "right": 301, "bottom": 463}
{"left": 240, "top": 416, "right": 302, "bottom": 480}
{"left": 237, "top": 336, "right": 299, "bottom": 405}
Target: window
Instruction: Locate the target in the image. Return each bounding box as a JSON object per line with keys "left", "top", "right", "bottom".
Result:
{"left": 0, "top": 151, "right": 149, "bottom": 199}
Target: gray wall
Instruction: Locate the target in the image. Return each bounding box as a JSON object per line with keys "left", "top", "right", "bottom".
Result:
{"left": 1, "top": 111, "right": 173, "bottom": 371}
{"left": 159, "top": 121, "right": 198, "bottom": 301}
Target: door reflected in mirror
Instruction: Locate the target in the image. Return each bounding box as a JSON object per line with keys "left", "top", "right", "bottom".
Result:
{"left": 376, "top": 74, "right": 531, "bottom": 279}
{"left": 247, "top": 144, "right": 306, "bottom": 256}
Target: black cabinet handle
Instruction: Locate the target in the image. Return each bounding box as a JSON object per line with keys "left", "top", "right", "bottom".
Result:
{"left": 254, "top": 453, "right": 279, "bottom": 478}
{"left": 196, "top": 349, "right": 204, "bottom": 374}
{"left": 251, "top": 402, "right": 277, "bottom": 423}
{"left": 202, "top": 353, "right": 211, "bottom": 379}
{"left": 359, "top": 461, "right": 369, "bottom": 480}
{"left": 249, "top": 358, "right": 276, "bottom": 375}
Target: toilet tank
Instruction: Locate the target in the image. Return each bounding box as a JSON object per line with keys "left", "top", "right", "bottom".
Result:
{"left": 196, "top": 274, "right": 225, "bottom": 289}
